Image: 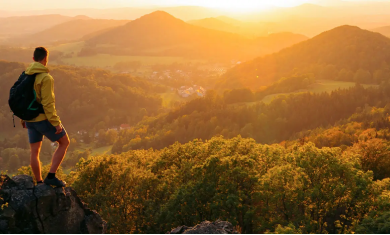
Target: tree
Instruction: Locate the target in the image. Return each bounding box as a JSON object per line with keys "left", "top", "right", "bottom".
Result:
{"left": 337, "top": 69, "right": 354, "bottom": 81}
{"left": 105, "top": 130, "right": 118, "bottom": 145}
{"left": 83, "top": 131, "right": 92, "bottom": 144}
{"left": 320, "top": 64, "right": 337, "bottom": 80}
{"left": 350, "top": 138, "right": 390, "bottom": 180}
{"left": 68, "top": 137, "right": 380, "bottom": 234}
{"left": 68, "top": 138, "right": 79, "bottom": 152}
{"left": 63, "top": 149, "right": 91, "bottom": 168}
{"left": 114, "top": 61, "right": 142, "bottom": 72}
{"left": 7, "top": 154, "right": 20, "bottom": 173}
{"left": 354, "top": 69, "right": 372, "bottom": 83}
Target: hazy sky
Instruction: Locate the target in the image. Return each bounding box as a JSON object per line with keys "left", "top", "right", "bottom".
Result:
{"left": 1, "top": 0, "right": 389, "bottom": 11}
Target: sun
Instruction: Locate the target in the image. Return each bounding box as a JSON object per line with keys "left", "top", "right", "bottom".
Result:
{"left": 193, "top": 0, "right": 271, "bottom": 11}
{"left": 180, "top": 0, "right": 309, "bottom": 12}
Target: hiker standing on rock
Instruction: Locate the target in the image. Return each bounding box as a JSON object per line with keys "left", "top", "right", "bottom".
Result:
{"left": 10, "top": 47, "right": 69, "bottom": 187}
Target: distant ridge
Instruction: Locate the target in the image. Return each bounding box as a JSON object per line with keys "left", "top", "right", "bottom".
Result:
{"left": 215, "top": 16, "right": 242, "bottom": 25}
{"left": 218, "top": 25, "right": 390, "bottom": 89}
{"left": 0, "top": 6, "right": 227, "bottom": 21}
{"left": 85, "top": 11, "right": 307, "bottom": 59}
{"left": 188, "top": 17, "right": 236, "bottom": 32}
{"left": 0, "top": 14, "right": 79, "bottom": 37}
{"left": 8, "top": 18, "right": 130, "bottom": 46}
{"left": 73, "top": 15, "right": 91, "bottom": 20}
{"left": 372, "top": 26, "right": 390, "bottom": 38}
{"left": 86, "top": 11, "right": 249, "bottom": 58}
{"left": 0, "top": 10, "right": 11, "bottom": 17}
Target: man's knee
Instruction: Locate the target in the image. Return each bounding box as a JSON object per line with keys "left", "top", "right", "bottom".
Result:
{"left": 31, "top": 149, "right": 40, "bottom": 156}
{"left": 58, "top": 135, "right": 70, "bottom": 148}
{"left": 30, "top": 142, "right": 42, "bottom": 155}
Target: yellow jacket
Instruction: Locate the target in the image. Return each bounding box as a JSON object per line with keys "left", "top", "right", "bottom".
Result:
{"left": 24, "top": 62, "right": 61, "bottom": 126}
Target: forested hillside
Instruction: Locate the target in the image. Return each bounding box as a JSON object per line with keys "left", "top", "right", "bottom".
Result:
{"left": 85, "top": 11, "right": 247, "bottom": 58}
{"left": 83, "top": 11, "right": 307, "bottom": 59}
{"left": 0, "top": 60, "right": 164, "bottom": 134}
{"left": 218, "top": 25, "right": 390, "bottom": 89}
{"left": 111, "top": 84, "right": 390, "bottom": 153}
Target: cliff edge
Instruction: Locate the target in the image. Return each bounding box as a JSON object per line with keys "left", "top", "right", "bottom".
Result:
{"left": 169, "top": 220, "right": 239, "bottom": 234}
{"left": 0, "top": 175, "right": 107, "bottom": 234}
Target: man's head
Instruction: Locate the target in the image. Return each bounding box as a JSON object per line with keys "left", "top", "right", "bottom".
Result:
{"left": 33, "top": 47, "right": 49, "bottom": 66}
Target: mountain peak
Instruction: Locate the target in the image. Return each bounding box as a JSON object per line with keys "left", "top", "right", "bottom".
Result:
{"left": 138, "top": 10, "right": 180, "bottom": 22}
{"left": 117, "top": 10, "right": 186, "bottom": 30}
{"left": 216, "top": 16, "right": 242, "bottom": 25}
{"left": 73, "top": 15, "right": 91, "bottom": 20}
{"left": 316, "top": 25, "right": 387, "bottom": 40}
{"left": 220, "top": 24, "right": 390, "bottom": 89}
{"left": 327, "top": 25, "right": 362, "bottom": 32}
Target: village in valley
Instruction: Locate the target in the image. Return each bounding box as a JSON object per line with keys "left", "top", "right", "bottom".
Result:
{"left": 70, "top": 124, "right": 132, "bottom": 145}
{"left": 145, "top": 60, "right": 243, "bottom": 98}
{"left": 62, "top": 60, "right": 243, "bottom": 147}
{"left": 177, "top": 85, "right": 206, "bottom": 98}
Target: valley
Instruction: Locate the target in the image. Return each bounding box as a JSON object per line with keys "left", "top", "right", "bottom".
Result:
{"left": 261, "top": 79, "right": 378, "bottom": 103}
{"left": 2, "top": 2, "right": 390, "bottom": 233}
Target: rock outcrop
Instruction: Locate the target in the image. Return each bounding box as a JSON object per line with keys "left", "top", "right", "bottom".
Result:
{"left": 0, "top": 175, "right": 107, "bottom": 234}
{"left": 169, "top": 220, "right": 239, "bottom": 234}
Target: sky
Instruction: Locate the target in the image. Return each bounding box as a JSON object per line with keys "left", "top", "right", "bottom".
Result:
{"left": 0, "top": 0, "right": 389, "bottom": 11}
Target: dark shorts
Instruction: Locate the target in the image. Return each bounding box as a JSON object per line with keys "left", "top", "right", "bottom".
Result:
{"left": 26, "top": 120, "right": 67, "bottom": 144}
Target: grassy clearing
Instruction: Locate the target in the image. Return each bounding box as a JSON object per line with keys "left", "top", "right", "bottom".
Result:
{"left": 228, "top": 101, "right": 260, "bottom": 108}
{"left": 61, "top": 54, "right": 190, "bottom": 68}
{"left": 261, "top": 80, "right": 378, "bottom": 104}
{"left": 62, "top": 144, "right": 112, "bottom": 174}
{"left": 65, "top": 144, "right": 112, "bottom": 158}
{"left": 262, "top": 92, "right": 308, "bottom": 103}
{"left": 91, "top": 145, "right": 112, "bottom": 156}
{"left": 55, "top": 50, "right": 203, "bottom": 68}
{"left": 49, "top": 41, "right": 85, "bottom": 54}
{"left": 306, "top": 80, "right": 375, "bottom": 92}
{"left": 49, "top": 41, "right": 206, "bottom": 71}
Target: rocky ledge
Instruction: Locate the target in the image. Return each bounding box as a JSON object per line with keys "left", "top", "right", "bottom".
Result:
{"left": 169, "top": 220, "right": 239, "bottom": 234}
{"left": 0, "top": 175, "right": 107, "bottom": 234}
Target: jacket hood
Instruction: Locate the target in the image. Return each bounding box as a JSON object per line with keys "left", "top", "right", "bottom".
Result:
{"left": 25, "top": 62, "right": 49, "bottom": 75}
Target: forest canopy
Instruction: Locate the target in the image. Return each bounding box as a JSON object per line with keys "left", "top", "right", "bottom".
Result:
{"left": 46, "top": 136, "right": 390, "bottom": 234}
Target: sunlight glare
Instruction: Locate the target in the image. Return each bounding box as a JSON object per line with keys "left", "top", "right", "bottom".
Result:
{"left": 178, "top": 0, "right": 309, "bottom": 12}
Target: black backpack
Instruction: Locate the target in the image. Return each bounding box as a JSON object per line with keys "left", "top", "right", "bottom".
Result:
{"left": 9, "top": 72, "right": 44, "bottom": 125}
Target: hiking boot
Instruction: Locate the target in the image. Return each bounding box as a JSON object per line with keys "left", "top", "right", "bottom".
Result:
{"left": 44, "top": 177, "right": 66, "bottom": 187}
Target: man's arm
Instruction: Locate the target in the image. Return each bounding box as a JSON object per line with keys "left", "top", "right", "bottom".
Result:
{"left": 40, "top": 75, "right": 61, "bottom": 129}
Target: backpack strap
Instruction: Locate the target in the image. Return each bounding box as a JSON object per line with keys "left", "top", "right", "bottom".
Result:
{"left": 29, "top": 73, "right": 45, "bottom": 114}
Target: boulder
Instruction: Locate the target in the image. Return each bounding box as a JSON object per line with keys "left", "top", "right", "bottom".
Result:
{"left": 169, "top": 220, "right": 239, "bottom": 234}
{"left": 0, "top": 175, "right": 107, "bottom": 234}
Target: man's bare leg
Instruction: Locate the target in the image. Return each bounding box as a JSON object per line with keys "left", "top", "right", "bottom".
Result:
{"left": 49, "top": 135, "right": 70, "bottom": 173}
{"left": 30, "top": 141, "right": 43, "bottom": 182}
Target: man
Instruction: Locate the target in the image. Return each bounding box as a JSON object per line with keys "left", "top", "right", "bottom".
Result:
{"left": 21, "top": 47, "right": 70, "bottom": 187}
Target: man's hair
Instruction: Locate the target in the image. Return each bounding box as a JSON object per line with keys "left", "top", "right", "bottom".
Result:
{"left": 33, "top": 47, "right": 49, "bottom": 62}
